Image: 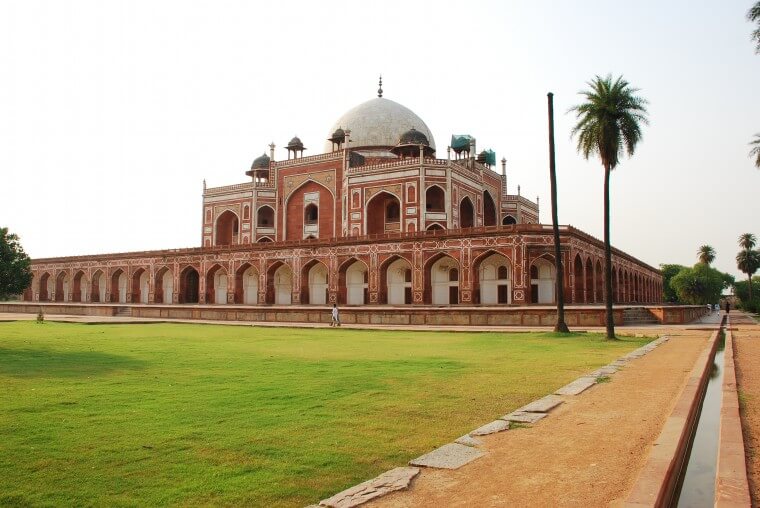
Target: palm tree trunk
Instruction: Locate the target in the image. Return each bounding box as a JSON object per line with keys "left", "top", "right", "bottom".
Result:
{"left": 548, "top": 93, "right": 569, "bottom": 333}
{"left": 749, "top": 272, "right": 753, "bottom": 300}
{"left": 604, "top": 163, "right": 616, "bottom": 339}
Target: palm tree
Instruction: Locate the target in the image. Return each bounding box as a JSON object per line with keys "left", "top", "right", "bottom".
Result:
{"left": 739, "top": 233, "right": 757, "bottom": 251}
{"left": 547, "top": 92, "right": 569, "bottom": 333}
{"left": 750, "top": 134, "right": 760, "bottom": 168}
{"left": 737, "top": 233, "right": 758, "bottom": 300}
{"left": 749, "top": 1, "right": 760, "bottom": 54}
{"left": 697, "top": 245, "right": 716, "bottom": 265}
{"left": 570, "top": 74, "right": 649, "bottom": 339}
{"left": 736, "top": 249, "right": 760, "bottom": 300}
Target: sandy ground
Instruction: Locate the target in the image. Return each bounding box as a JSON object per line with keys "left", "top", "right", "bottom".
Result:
{"left": 732, "top": 313, "right": 760, "bottom": 506}
{"left": 367, "top": 328, "right": 713, "bottom": 507}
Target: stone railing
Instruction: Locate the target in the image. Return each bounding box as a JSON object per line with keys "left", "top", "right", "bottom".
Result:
{"left": 205, "top": 182, "right": 253, "bottom": 195}
{"left": 272, "top": 151, "right": 343, "bottom": 169}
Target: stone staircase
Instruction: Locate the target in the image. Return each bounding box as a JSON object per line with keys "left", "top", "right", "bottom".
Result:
{"left": 113, "top": 307, "right": 132, "bottom": 317}
{"left": 622, "top": 307, "right": 659, "bottom": 326}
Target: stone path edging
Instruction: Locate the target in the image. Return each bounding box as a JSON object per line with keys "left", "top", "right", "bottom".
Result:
{"left": 715, "top": 320, "right": 751, "bottom": 506}
{"left": 624, "top": 329, "right": 720, "bottom": 507}
{"left": 312, "top": 335, "right": 671, "bottom": 508}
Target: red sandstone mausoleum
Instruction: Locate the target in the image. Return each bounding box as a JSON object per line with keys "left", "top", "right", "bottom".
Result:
{"left": 22, "top": 81, "right": 663, "bottom": 318}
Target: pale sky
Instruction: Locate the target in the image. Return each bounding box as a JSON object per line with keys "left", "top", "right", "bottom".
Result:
{"left": 2, "top": 0, "right": 759, "bottom": 280}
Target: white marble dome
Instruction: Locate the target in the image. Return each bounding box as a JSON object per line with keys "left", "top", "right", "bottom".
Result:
{"left": 324, "top": 97, "right": 436, "bottom": 153}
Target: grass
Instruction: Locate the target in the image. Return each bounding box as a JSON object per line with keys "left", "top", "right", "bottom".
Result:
{"left": 0, "top": 322, "right": 648, "bottom": 506}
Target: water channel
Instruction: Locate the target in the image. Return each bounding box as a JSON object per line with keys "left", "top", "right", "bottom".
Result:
{"left": 675, "top": 330, "right": 725, "bottom": 507}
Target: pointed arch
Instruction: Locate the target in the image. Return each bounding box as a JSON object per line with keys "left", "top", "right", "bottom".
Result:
{"left": 38, "top": 272, "right": 51, "bottom": 301}
{"left": 425, "top": 185, "right": 445, "bottom": 213}
{"left": 366, "top": 191, "right": 401, "bottom": 236}
{"left": 205, "top": 263, "right": 228, "bottom": 304}
{"left": 585, "top": 258, "right": 593, "bottom": 304}
{"left": 256, "top": 205, "right": 275, "bottom": 227}
{"left": 473, "top": 250, "right": 512, "bottom": 304}
{"left": 110, "top": 268, "right": 127, "bottom": 304}
{"left": 459, "top": 196, "right": 474, "bottom": 228}
{"left": 72, "top": 270, "right": 88, "bottom": 303}
{"left": 483, "top": 190, "right": 497, "bottom": 227}
{"left": 573, "top": 255, "right": 584, "bottom": 303}
{"left": 179, "top": 266, "right": 199, "bottom": 304}
{"left": 131, "top": 267, "right": 149, "bottom": 304}
{"left": 284, "top": 180, "right": 335, "bottom": 241}
{"left": 215, "top": 210, "right": 240, "bottom": 246}
{"left": 529, "top": 256, "right": 556, "bottom": 304}
{"left": 502, "top": 215, "right": 517, "bottom": 225}
{"left": 424, "top": 253, "right": 460, "bottom": 304}
{"left": 154, "top": 266, "right": 173, "bottom": 304}
{"left": 91, "top": 270, "right": 105, "bottom": 303}
{"left": 235, "top": 262, "right": 259, "bottom": 304}
{"left": 338, "top": 257, "right": 368, "bottom": 305}
{"left": 300, "top": 259, "right": 328, "bottom": 305}
{"left": 379, "top": 255, "right": 413, "bottom": 304}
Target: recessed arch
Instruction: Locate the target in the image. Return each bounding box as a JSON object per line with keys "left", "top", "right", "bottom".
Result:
{"left": 284, "top": 180, "right": 335, "bottom": 241}
{"left": 585, "top": 257, "right": 593, "bottom": 304}
{"left": 215, "top": 210, "right": 240, "bottom": 246}
{"left": 91, "top": 270, "right": 105, "bottom": 303}
{"left": 131, "top": 267, "right": 149, "bottom": 304}
{"left": 474, "top": 251, "right": 512, "bottom": 304}
{"left": 425, "top": 185, "right": 445, "bottom": 213}
{"left": 72, "top": 270, "right": 87, "bottom": 302}
{"left": 573, "top": 255, "right": 584, "bottom": 303}
{"left": 301, "top": 259, "right": 328, "bottom": 305}
{"left": 483, "top": 191, "right": 497, "bottom": 227}
{"left": 205, "top": 264, "right": 228, "bottom": 304}
{"left": 426, "top": 223, "right": 445, "bottom": 232}
{"left": 235, "top": 262, "right": 259, "bottom": 304}
{"left": 425, "top": 253, "right": 460, "bottom": 304}
{"left": 381, "top": 255, "right": 413, "bottom": 305}
{"left": 502, "top": 215, "right": 517, "bottom": 225}
{"left": 154, "top": 266, "right": 173, "bottom": 304}
{"left": 366, "top": 191, "right": 401, "bottom": 236}
{"left": 38, "top": 272, "right": 51, "bottom": 301}
{"left": 338, "top": 258, "right": 368, "bottom": 305}
{"left": 55, "top": 271, "right": 70, "bottom": 302}
{"left": 179, "top": 266, "right": 199, "bottom": 304}
{"left": 258, "top": 236, "right": 273, "bottom": 243}
{"left": 529, "top": 257, "right": 555, "bottom": 304}
{"left": 256, "top": 206, "right": 275, "bottom": 227}
{"left": 459, "top": 196, "right": 474, "bottom": 228}
{"left": 110, "top": 268, "right": 127, "bottom": 304}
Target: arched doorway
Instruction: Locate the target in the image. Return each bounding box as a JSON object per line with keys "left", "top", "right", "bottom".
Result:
{"left": 529, "top": 258, "right": 555, "bottom": 304}
{"left": 483, "top": 191, "right": 497, "bottom": 227}
{"left": 382, "top": 257, "right": 412, "bottom": 304}
{"left": 274, "top": 265, "right": 293, "bottom": 305}
{"left": 344, "top": 260, "right": 368, "bottom": 305}
{"left": 596, "top": 261, "right": 604, "bottom": 303}
{"left": 55, "top": 272, "right": 70, "bottom": 302}
{"left": 573, "top": 255, "right": 583, "bottom": 303}
{"left": 425, "top": 185, "right": 445, "bottom": 212}
{"left": 477, "top": 253, "right": 511, "bottom": 304}
{"left": 206, "top": 265, "right": 228, "bottom": 304}
{"left": 428, "top": 256, "right": 460, "bottom": 304}
{"left": 91, "top": 270, "right": 105, "bottom": 303}
{"left": 73, "top": 271, "right": 87, "bottom": 302}
{"left": 304, "top": 262, "right": 328, "bottom": 305}
{"left": 132, "top": 268, "right": 149, "bottom": 304}
{"left": 459, "top": 197, "right": 474, "bottom": 228}
{"left": 502, "top": 215, "right": 517, "bottom": 225}
{"left": 154, "top": 267, "right": 173, "bottom": 304}
{"left": 257, "top": 206, "right": 274, "bottom": 228}
{"left": 38, "top": 272, "right": 51, "bottom": 301}
{"left": 215, "top": 210, "right": 239, "bottom": 246}
{"left": 235, "top": 264, "right": 258, "bottom": 304}
{"left": 179, "top": 267, "right": 199, "bottom": 303}
{"left": 366, "top": 192, "right": 401, "bottom": 235}
{"left": 427, "top": 223, "right": 444, "bottom": 231}
{"left": 585, "top": 258, "right": 593, "bottom": 303}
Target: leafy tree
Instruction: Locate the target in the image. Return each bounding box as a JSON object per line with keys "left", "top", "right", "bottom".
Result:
{"left": 670, "top": 263, "right": 729, "bottom": 305}
{"left": 734, "top": 277, "right": 760, "bottom": 313}
{"left": 697, "top": 245, "right": 716, "bottom": 265}
{"left": 569, "top": 74, "right": 648, "bottom": 339}
{"left": 750, "top": 134, "right": 760, "bottom": 168}
{"left": 660, "top": 263, "right": 687, "bottom": 303}
{"left": 736, "top": 248, "right": 760, "bottom": 300}
{"left": 0, "top": 227, "right": 33, "bottom": 300}
{"left": 749, "top": 1, "right": 760, "bottom": 54}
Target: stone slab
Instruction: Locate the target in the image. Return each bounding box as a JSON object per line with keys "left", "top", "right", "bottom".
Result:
{"left": 320, "top": 467, "right": 420, "bottom": 508}
{"left": 409, "top": 443, "right": 484, "bottom": 470}
{"left": 500, "top": 410, "right": 548, "bottom": 424}
{"left": 454, "top": 434, "right": 482, "bottom": 447}
{"left": 555, "top": 376, "right": 597, "bottom": 396}
{"left": 517, "top": 394, "right": 564, "bottom": 413}
{"left": 470, "top": 419, "right": 510, "bottom": 436}
{"left": 590, "top": 366, "right": 618, "bottom": 377}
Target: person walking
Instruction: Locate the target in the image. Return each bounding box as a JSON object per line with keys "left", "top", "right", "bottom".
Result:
{"left": 725, "top": 301, "right": 730, "bottom": 315}
{"left": 331, "top": 304, "right": 340, "bottom": 327}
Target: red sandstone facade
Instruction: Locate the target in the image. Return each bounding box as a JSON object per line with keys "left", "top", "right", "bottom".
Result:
{"left": 24, "top": 87, "right": 662, "bottom": 308}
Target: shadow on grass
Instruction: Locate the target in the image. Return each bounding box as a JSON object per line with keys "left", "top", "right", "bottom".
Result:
{"left": 0, "top": 347, "right": 147, "bottom": 378}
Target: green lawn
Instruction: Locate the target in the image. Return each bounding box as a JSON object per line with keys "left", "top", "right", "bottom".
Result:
{"left": 0, "top": 322, "right": 648, "bottom": 507}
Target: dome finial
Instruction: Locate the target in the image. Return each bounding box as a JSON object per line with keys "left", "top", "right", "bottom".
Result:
{"left": 377, "top": 75, "right": 383, "bottom": 98}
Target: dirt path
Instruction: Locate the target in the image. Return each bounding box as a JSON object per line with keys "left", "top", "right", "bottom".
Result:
{"left": 368, "top": 329, "right": 712, "bottom": 507}
{"left": 732, "top": 314, "right": 760, "bottom": 506}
